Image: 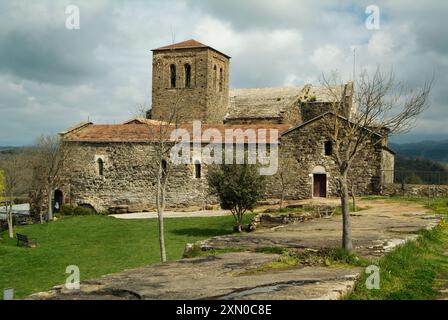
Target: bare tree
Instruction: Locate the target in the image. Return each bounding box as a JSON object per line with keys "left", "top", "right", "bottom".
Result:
{"left": 0, "top": 154, "right": 24, "bottom": 238}
{"left": 278, "top": 157, "right": 296, "bottom": 209}
{"left": 33, "top": 135, "right": 72, "bottom": 221}
{"left": 29, "top": 158, "right": 48, "bottom": 224}
{"left": 149, "top": 91, "right": 185, "bottom": 263}
{"left": 321, "top": 69, "right": 432, "bottom": 251}
{"left": 129, "top": 103, "right": 150, "bottom": 119}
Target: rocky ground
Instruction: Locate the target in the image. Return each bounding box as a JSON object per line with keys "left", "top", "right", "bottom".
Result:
{"left": 29, "top": 199, "right": 440, "bottom": 300}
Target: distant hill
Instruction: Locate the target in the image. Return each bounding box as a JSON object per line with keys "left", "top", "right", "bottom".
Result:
{"left": 0, "top": 146, "right": 22, "bottom": 154}
{"left": 392, "top": 140, "right": 448, "bottom": 184}
{"left": 391, "top": 140, "right": 448, "bottom": 163}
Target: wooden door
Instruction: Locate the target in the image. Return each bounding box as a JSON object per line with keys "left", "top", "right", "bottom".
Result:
{"left": 313, "top": 174, "right": 327, "bottom": 197}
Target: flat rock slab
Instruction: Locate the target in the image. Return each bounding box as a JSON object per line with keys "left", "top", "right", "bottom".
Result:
{"left": 29, "top": 252, "right": 360, "bottom": 300}
{"left": 197, "top": 200, "right": 440, "bottom": 259}
{"left": 29, "top": 199, "right": 438, "bottom": 300}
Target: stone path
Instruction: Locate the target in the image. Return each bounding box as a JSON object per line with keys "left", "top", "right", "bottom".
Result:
{"left": 29, "top": 199, "right": 440, "bottom": 300}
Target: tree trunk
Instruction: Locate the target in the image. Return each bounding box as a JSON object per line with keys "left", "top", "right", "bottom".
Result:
{"left": 340, "top": 172, "right": 353, "bottom": 252}
{"left": 47, "top": 187, "right": 53, "bottom": 221}
{"left": 7, "top": 198, "right": 14, "bottom": 239}
{"left": 351, "top": 185, "right": 357, "bottom": 212}
{"left": 156, "top": 169, "right": 167, "bottom": 263}
{"left": 280, "top": 187, "right": 284, "bottom": 210}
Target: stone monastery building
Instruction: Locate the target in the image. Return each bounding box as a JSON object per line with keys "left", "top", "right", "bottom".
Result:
{"left": 60, "top": 40, "right": 395, "bottom": 213}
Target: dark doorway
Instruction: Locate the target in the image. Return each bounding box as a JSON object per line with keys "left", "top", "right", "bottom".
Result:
{"left": 313, "top": 174, "right": 327, "bottom": 197}
{"left": 54, "top": 189, "right": 63, "bottom": 212}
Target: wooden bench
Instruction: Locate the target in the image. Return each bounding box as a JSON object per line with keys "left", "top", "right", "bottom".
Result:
{"left": 16, "top": 233, "right": 37, "bottom": 248}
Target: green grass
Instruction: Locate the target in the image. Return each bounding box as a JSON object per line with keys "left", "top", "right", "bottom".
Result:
{"left": 240, "top": 247, "right": 366, "bottom": 275}
{"left": 348, "top": 221, "right": 448, "bottom": 300}
{"left": 350, "top": 196, "right": 448, "bottom": 299}
{"left": 0, "top": 213, "right": 253, "bottom": 299}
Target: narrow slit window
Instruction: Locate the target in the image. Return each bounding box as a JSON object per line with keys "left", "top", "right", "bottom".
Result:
{"left": 162, "top": 159, "right": 168, "bottom": 179}
{"left": 184, "top": 64, "right": 191, "bottom": 88}
{"left": 324, "top": 140, "right": 333, "bottom": 156}
{"left": 194, "top": 161, "right": 201, "bottom": 179}
{"left": 214, "top": 65, "right": 217, "bottom": 90}
{"left": 170, "top": 64, "right": 176, "bottom": 88}
{"left": 219, "top": 68, "right": 223, "bottom": 92}
{"left": 97, "top": 158, "right": 104, "bottom": 176}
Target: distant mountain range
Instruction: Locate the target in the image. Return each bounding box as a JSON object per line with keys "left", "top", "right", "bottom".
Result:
{"left": 0, "top": 146, "right": 21, "bottom": 153}
{"left": 390, "top": 140, "right": 448, "bottom": 163}
{"left": 1, "top": 140, "right": 448, "bottom": 163}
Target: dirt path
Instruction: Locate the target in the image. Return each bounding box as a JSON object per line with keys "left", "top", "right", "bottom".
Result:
{"left": 30, "top": 199, "right": 440, "bottom": 300}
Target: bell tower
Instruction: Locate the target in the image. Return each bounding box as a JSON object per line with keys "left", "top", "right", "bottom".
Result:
{"left": 150, "top": 39, "right": 230, "bottom": 124}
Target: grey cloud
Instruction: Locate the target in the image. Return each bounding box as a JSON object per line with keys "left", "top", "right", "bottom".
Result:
{"left": 0, "top": 0, "right": 447, "bottom": 146}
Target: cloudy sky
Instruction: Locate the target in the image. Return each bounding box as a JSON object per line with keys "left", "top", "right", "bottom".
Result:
{"left": 0, "top": 0, "right": 447, "bottom": 145}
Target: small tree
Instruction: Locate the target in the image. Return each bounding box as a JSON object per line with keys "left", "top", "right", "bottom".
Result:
{"left": 321, "top": 69, "right": 432, "bottom": 252}
{"left": 207, "top": 163, "right": 266, "bottom": 232}
{"left": 33, "top": 135, "right": 72, "bottom": 221}
{"left": 0, "top": 154, "right": 22, "bottom": 238}
{"left": 29, "top": 160, "right": 48, "bottom": 224}
{"left": 0, "top": 169, "right": 4, "bottom": 198}
{"left": 147, "top": 89, "right": 185, "bottom": 263}
{"left": 278, "top": 157, "right": 296, "bottom": 209}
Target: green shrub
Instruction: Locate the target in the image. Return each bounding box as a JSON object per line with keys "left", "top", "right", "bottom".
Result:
{"left": 59, "top": 204, "right": 75, "bottom": 216}
{"left": 73, "top": 206, "right": 96, "bottom": 216}
{"left": 59, "top": 205, "right": 101, "bottom": 216}
{"left": 207, "top": 162, "right": 266, "bottom": 232}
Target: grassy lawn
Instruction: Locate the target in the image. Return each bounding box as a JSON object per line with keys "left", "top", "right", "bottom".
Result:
{"left": 349, "top": 196, "right": 448, "bottom": 300}
{"left": 0, "top": 214, "right": 253, "bottom": 299}
{"left": 348, "top": 222, "right": 448, "bottom": 299}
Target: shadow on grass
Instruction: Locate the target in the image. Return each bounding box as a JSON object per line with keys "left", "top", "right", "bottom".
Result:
{"left": 170, "top": 227, "right": 232, "bottom": 237}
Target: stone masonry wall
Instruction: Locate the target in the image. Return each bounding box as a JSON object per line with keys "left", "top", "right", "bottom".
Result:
{"left": 265, "top": 116, "right": 384, "bottom": 199}
{"left": 151, "top": 48, "right": 229, "bottom": 124}
{"left": 63, "top": 117, "right": 391, "bottom": 212}
{"left": 63, "top": 142, "right": 210, "bottom": 212}
{"left": 381, "top": 183, "right": 448, "bottom": 198}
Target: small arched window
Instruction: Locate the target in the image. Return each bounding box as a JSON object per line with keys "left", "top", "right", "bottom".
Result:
{"left": 184, "top": 64, "right": 191, "bottom": 88}
{"left": 194, "top": 161, "right": 201, "bottom": 179}
{"left": 219, "top": 68, "right": 223, "bottom": 92}
{"left": 170, "top": 64, "right": 176, "bottom": 88}
{"left": 97, "top": 158, "right": 104, "bottom": 176}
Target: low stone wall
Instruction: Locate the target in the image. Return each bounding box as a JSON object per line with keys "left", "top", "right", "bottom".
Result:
{"left": 253, "top": 204, "right": 336, "bottom": 229}
{"left": 381, "top": 183, "right": 448, "bottom": 198}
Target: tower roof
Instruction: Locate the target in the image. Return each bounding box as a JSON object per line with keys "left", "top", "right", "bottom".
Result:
{"left": 152, "top": 39, "right": 231, "bottom": 58}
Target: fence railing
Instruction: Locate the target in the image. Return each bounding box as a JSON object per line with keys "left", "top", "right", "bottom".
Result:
{"left": 382, "top": 170, "right": 448, "bottom": 185}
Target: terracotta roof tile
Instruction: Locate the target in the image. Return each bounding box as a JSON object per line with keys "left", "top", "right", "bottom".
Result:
{"left": 62, "top": 123, "right": 290, "bottom": 144}
{"left": 152, "top": 39, "right": 231, "bottom": 58}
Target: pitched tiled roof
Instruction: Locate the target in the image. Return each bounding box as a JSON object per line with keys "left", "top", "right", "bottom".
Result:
{"left": 282, "top": 111, "right": 383, "bottom": 137}
{"left": 225, "top": 86, "right": 306, "bottom": 121}
{"left": 59, "top": 121, "right": 92, "bottom": 135}
{"left": 225, "top": 84, "right": 348, "bottom": 122}
{"left": 152, "top": 39, "right": 231, "bottom": 58}
{"left": 122, "top": 118, "right": 167, "bottom": 125}
{"left": 62, "top": 122, "right": 290, "bottom": 144}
